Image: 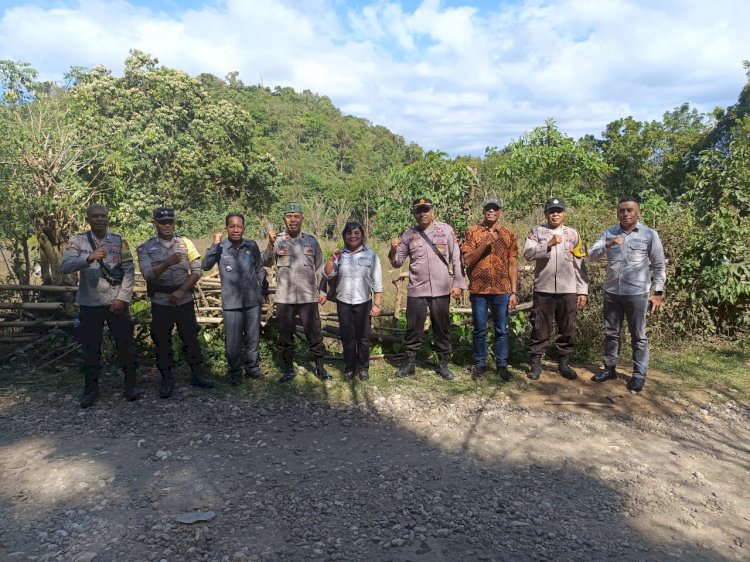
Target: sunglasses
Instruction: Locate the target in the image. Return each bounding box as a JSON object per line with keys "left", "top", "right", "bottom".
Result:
{"left": 414, "top": 206, "right": 432, "bottom": 214}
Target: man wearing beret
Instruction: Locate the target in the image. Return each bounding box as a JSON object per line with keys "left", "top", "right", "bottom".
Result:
{"left": 61, "top": 203, "right": 140, "bottom": 408}
{"left": 588, "top": 196, "right": 666, "bottom": 393}
{"left": 462, "top": 196, "right": 518, "bottom": 381}
{"left": 389, "top": 197, "right": 466, "bottom": 380}
{"left": 523, "top": 197, "right": 588, "bottom": 381}
{"left": 263, "top": 202, "right": 331, "bottom": 383}
{"left": 137, "top": 207, "right": 214, "bottom": 398}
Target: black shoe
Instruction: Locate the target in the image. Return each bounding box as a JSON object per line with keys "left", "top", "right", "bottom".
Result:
{"left": 527, "top": 356, "right": 542, "bottom": 381}
{"left": 436, "top": 363, "right": 454, "bottom": 381}
{"left": 246, "top": 370, "right": 265, "bottom": 380}
{"left": 469, "top": 365, "right": 486, "bottom": 380}
{"left": 124, "top": 386, "right": 142, "bottom": 401}
{"left": 279, "top": 367, "right": 296, "bottom": 383}
{"left": 591, "top": 366, "right": 618, "bottom": 383}
{"left": 396, "top": 361, "right": 416, "bottom": 378}
{"left": 191, "top": 375, "right": 215, "bottom": 389}
{"left": 343, "top": 371, "right": 354, "bottom": 381}
{"left": 80, "top": 382, "right": 100, "bottom": 409}
{"left": 558, "top": 357, "right": 578, "bottom": 380}
{"left": 315, "top": 359, "right": 332, "bottom": 381}
{"left": 358, "top": 370, "right": 369, "bottom": 382}
{"left": 160, "top": 377, "right": 174, "bottom": 399}
{"left": 626, "top": 376, "right": 645, "bottom": 393}
{"left": 497, "top": 366, "right": 513, "bottom": 382}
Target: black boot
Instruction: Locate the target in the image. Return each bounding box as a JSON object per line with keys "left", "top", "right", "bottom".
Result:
{"left": 558, "top": 356, "right": 578, "bottom": 380}
{"left": 190, "top": 364, "right": 215, "bottom": 389}
{"left": 315, "top": 358, "right": 332, "bottom": 381}
{"left": 80, "top": 368, "right": 100, "bottom": 409}
{"left": 123, "top": 366, "right": 141, "bottom": 401}
{"left": 527, "top": 355, "right": 542, "bottom": 381}
{"left": 227, "top": 370, "right": 242, "bottom": 386}
{"left": 436, "top": 362, "right": 454, "bottom": 381}
{"left": 626, "top": 376, "right": 646, "bottom": 393}
{"left": 396, "top": 357, "right": 416, "bottom": 378}
{"left": 159, "top": 367, "right": 175, "bottom": 399}
{"left": 279, "top": 363, "right": 296, "bottom": 383}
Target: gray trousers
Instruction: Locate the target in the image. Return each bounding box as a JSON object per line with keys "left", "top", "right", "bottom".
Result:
{"left": 603, "top": 291, "right": 649, "bottom": 379}
{"left": 223, "top": 306, "right": 261, "bottom": 376}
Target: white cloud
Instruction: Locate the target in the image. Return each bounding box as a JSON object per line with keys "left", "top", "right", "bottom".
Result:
{"left": 0, "top": 0, "right": 747, "bottom": 156}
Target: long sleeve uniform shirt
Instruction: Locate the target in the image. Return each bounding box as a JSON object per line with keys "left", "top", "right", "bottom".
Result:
{"left": 202, "top": 239, "right": 266, "bottom": 310}
{"left": 326, "top": 246, "right": 383, "bottom": 305}
{"left": 262, "top": 231, "right": 323, "bottom": 304}
{"left": 391, "top": 221, "right": 467, "bottom": 298}
{"left": 588, "top": 221, "right": 666, "bottom": 295}
{"left": 61, "top": 231, "right": 135, "bottom": 306}
{"left": 137, "top": 235, "right": 202, "bottom": 306}
{"left": 523, "top": 224, "right": 588, "bottom": 295}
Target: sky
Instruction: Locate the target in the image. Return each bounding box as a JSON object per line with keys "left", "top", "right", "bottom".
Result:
{"left": 0, "top": 0, "right": 748, "bottom": 156}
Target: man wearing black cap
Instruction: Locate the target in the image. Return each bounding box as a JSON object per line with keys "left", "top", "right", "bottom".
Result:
{"left": 388, "top": 197, "right": 466, "bottom": 380}
{"left": 523, "top": 197, "right": 588, "bottom": 381}
{"left": 461, "top": 196, "right": 518, "bottom": 381}
{"left": 137, "top": 207, "right": 214, "bottom": 397}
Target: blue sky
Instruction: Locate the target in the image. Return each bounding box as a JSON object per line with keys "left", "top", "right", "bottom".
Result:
{"left": 0, "top": 0, "right": 747, "bottom": 156}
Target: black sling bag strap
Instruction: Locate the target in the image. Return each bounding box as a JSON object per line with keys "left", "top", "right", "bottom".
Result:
{"left": 417, "top": 228, "right": 450, "bottom": 270}
{"left": 86, "top": 231, "right": 123, "bottom": 285}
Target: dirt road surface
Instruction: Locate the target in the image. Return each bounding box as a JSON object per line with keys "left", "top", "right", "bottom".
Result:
{"left": 1, "top": 366, "right": 748, "bottom": 561}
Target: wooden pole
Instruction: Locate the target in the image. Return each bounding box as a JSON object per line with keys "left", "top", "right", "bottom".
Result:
{"left": 0, "top": 302, "right": 65, "bottom": 310}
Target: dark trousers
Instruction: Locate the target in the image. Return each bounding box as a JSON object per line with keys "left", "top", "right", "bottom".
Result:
{"left": 78, "top": 305, "right": 135, "bottom": 377}
{"left": 529, "top": 292, "right": 578, "bottom": 358}
{"left": 151, "top": 302, "right": 204, "bottom": 371}
{"left": 223, "top": 306, "right": 262, "bottom": 376}
{"left": 603, "top": 291, "right": 649, "bottom": 379}
{"left": 337, "top": 300, "right": 372, "bottom": 373}
{"left": 276, "top": 302, "right": 325, "bottom": 366}
{"left": 404, "top": 295, "right": 451, "bottom": 362}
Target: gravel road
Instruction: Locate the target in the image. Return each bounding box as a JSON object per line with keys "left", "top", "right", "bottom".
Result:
{"left": 1, "top": 369, "right": 748, "bottom": 562}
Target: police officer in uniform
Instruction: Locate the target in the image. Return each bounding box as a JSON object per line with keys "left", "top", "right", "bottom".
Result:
{"left": 202, "top": 212, "right": 267, "bottom": 384}
{"left": 61, "top": 203, "right": 140, "bottom": 408}
{"left": 137, "top": 207, "right": 214, "bottom": 397}
{"left": 262, "top": 202, "right": 331, "bottom": 383}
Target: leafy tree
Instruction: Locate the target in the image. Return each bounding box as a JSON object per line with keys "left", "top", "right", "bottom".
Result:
{"left": 374, "top": 151, "right": 479, "bottom": 239}
{"left": 492, "top": 118, "right": 611, "bottom": 215}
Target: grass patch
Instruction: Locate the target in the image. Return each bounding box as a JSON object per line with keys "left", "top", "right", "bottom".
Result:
{"left": 650, "top": 339, "right": 750, "bottom": 402}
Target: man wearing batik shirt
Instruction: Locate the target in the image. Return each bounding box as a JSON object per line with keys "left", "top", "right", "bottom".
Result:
{"left": 462, "top": 196, "right": 518, "bottom": 382}
{"left": 389, "top": 197, "right": 466, "bottom": 380}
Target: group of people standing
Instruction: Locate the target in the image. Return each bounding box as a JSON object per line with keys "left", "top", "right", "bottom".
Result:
{"left": 61, "top": 194, "right": 665, "bottom": 409}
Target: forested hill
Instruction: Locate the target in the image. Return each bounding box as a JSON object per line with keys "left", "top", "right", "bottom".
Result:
{"left": 198, "top": 73, "right": 424, "bottom": 222}
{"left": 1, "top": 51, "right": 749, "bottom": 338}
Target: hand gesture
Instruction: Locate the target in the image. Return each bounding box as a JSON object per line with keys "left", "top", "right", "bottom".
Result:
{"left": 169, "top": 288, "right": 186, "bottom": 305}
{"left": 213, "top": 232, "right": 222, "bottom": 245}
{"left": 548, "top": 234, "right": 562, "bottom": 248}
{"left": 450, "top": 287, "right": 462, "bottom": 300}
{"left": 166, "top": 252, "right": 182, "bottom": 266}
{"left": 110, "top": 299, "right": 126, "bottom": 314}
{"left": 268, "top": 227, "right": 278, "bottom": 246}
{"left": 607, "top": 235, "right": 624, "bottom": 248}
{"left": 390, "top": 237, "right": 400, "bottom": 250}
{"left": 88, "top": 247, "right": 106, "bottom": 262}
{"left": 649, "top": 294, "right": 663, "bottom": 313}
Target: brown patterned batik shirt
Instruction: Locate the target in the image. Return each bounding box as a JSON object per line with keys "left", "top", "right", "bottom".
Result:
{"left": 461, "top": 223, "right": 518, "bottom": 294}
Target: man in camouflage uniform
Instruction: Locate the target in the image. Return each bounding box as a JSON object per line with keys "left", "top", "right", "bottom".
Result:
{"left": 262, "top": 202, "right": 331, "bottom": 383}
{"left": 137, "top": 207, "right": 214, "bottom": 398}
{"left": 61, "top": 203, "right": 139, "bottom": 408}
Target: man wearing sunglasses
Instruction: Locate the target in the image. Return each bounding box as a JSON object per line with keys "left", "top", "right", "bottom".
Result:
{"left": 137, "top": 207, "right": 214, "bottom": 398}
{"left": 524, "top": 197, "right": 589, "bottom": 382}
{"left": 389, "top": 197, "right": 466, "bottom": 380}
